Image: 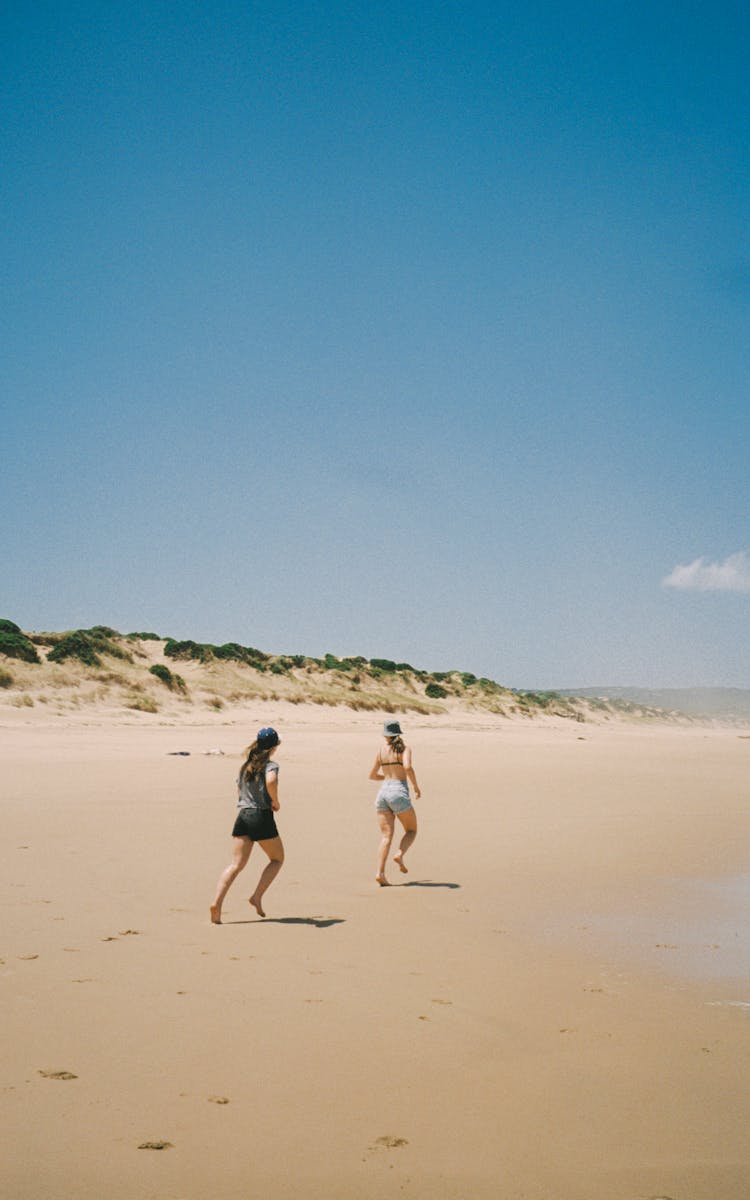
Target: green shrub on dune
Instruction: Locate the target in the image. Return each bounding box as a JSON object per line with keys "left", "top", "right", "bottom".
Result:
{"left": 425, "top": 682, "right": 448, "bottom": 699}
{"left": 164, "top": 639, "right": 271, "bottom": 669}
{"left": 149, "top": 664, "right": 187, "bottom": 693}
{"left": 213, "top": 642, "right": 269, "bottom": 668}
{"left": 127, "top": 631, "right": 162, "bottom": 641}
{"left": 48, "top": 628, "right": 132, "bottom": 667}
{"left": 0, "top": 620, "right": 41, "bottom": 664}
{"left": 163, "top": 639, "right": 214, "bottom": 663}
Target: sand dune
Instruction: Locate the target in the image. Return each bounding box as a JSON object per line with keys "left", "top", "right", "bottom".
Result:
{"left": 3, "top": 707, "right": 750, "bottom": 1198}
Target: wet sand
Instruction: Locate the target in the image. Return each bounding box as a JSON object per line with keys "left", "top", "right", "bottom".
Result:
{"left": 3, "top": 710, "right": 750, "bottom": 1199}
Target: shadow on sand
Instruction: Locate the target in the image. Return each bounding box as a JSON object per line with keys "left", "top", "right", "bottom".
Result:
{"left": 225, "top": 916, "right": 345, "bottom": 928}
{"left": 401, "top": 880, "right": 461, "bottom": 889}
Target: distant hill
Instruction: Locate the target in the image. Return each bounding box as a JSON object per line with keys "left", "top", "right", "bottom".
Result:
{"left": 0, "top": 616, "right": 687, "bottom": 725}
{"left": 560, "top": 686, "right": 750, "bottom": 722}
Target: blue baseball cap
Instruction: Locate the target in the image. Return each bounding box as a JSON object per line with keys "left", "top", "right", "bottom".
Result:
{"left": 257, "top": 726, "right": 280, "bottom": 749}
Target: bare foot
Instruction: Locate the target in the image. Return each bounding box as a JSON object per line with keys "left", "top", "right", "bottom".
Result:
{"left": 210, "top": 905, "right": 222, "bottom": 925}
{"left": 393, "top": 853, "right": 408, "bottom": 874}
{"left": 249, "top": 895, "right": 266, "bottom": 917}
{"left": 375, "top": 875, "right": 391, "bottom": 887}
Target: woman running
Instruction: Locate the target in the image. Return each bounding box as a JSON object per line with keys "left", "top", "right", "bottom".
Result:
{"left": 369, "top": 719, "right": 421, "bottom": 886}
{"left": 210, "top": 726, "right": 284, "bottom": 922}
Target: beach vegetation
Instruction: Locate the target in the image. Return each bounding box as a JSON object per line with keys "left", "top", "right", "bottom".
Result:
{"left": 149, "top": 664, "right": 187, "bottom": 693}
{"left": 323, "top": 653, "right": 354, "bottom": 672}
{"left": 12, "top": 693, "right": 35, "bottom": 707}
{"left": 163, "top": 639, "right": 214, "bottom": 663}
{"left": 0, "top": 668, "right": 14, "bottom": 688}
{"left": 460, "top": 672, "right": 477, "bottom": 687}
{"left": 127, "top": 631, "right": 161, "bottom": 641}
{"left": 213, "top": 642, "right": 270, "bottom": 667}
{"left": 48, "top": 629, "right": 132, "bottom": 668}
{"left": 0, "top": 629, "right": 41, "bottom": 663}
{"left": 370, "top": 658, "right": 397, "bottom": 672}
{"left": 127, "top": 696, "right": 159, "bottom": 712}
{"left": 0, "top": 618, "right": 23, "bottom": 635}
{"left": 29, "top": 632, "right": 64, "bottom": 646}
{"left": 206, "top": 696, "right": 224, "bottom": 710}
{"left": 94, "top": 670, "right": 130, "bottom": 686}
{"left": 425, "top": 682, "right": 448, "bottom": 699}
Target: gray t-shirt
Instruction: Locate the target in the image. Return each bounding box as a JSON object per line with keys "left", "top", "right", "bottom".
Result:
{"left": 237, "top": 761, "right": 279, "bottom": 811}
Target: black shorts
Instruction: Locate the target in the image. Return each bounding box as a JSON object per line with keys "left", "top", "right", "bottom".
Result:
{"left": 232, "top": 807, "right": 279, "bottom": 841}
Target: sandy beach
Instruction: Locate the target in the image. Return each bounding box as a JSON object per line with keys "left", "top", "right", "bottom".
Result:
{"left": 3, "top": 706, "right": 750, "bottom": 1199}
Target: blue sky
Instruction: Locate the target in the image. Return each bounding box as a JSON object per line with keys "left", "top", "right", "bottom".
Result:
{"left": 3, "top": 1, "right": 749, "bottom": 687}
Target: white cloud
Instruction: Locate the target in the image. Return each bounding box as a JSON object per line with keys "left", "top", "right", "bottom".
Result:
{"left": 662, "top": 550, "right": 750, "bottom": 593}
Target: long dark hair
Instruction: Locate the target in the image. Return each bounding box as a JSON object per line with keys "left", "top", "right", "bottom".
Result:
{"left": 239, "top": 739, "right": 275, "bottom": 784}
{"left": 385, "top": 734, "right": 405, "bottom": 757}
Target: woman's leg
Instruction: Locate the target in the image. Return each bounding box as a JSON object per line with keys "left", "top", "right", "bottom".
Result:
{"left": 211, "top": 837, "right": 253, "bottom": 923}
{"left": 249, "top": 837, "right": 284, "bottom": 917}
{"left": 376, "top": 811, "right": 395, "bottom": 885}
{"left": 393, "top": 807, "right": 417, "bottom": 873}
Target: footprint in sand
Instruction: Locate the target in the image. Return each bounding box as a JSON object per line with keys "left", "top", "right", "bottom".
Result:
{"left": 138, "top": 1141, "right": 172, "bottom": 1150}
{"left": 18, "top": 954, "right": 39, "bottom": 961}
{"left": 119, "top": 929, "right": 141, "bottom": 936}
{"left": 39, "top": 1070, "right": 77, "bottom": 1080}
{"left": 372, "top": 1135, "right": 409, "bottom": 1150}
{"left": 655, "top": 943, "right": 678, "bottom": 950}
{"left": 208, "top": 1096, "right": 229, "bottom": 1104}
{"left": 72, "top": 978, "right": 94, "bottom": 984}
{"left": 431, "top": 998, "right": 452, "bottom": 1006}
{"left": 63, "top": 947, "right": 80, "bottom": 953}
{"left": 101, "top": 936, "right": 118, "bottom": 942}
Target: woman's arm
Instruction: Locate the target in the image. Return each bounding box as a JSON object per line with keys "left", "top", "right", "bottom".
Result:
{"left": 266, "top": 767, "right": 280, "bottom": 811}
{"left": 368, "top": 753, "right": 384, "bottom": 781}
{"left": 403, "top": 748, "right": 421, "bottom": 799}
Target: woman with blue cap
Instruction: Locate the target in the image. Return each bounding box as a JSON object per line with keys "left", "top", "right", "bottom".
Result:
{"left": 210, "top": 727, "right": 284, "bottom": 922}
{"left": 369, "top": 719, "right": 421, "bottom": 886}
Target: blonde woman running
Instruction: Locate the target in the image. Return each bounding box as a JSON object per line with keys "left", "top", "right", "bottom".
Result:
{"left": 369, "top": 719, "right": 421, "bottom": 886}
{"left": 210, "top": 727, "right": 284, "bottom": 923}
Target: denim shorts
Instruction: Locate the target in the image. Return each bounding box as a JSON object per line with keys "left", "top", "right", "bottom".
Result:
{"left": 375, "top": 779, "right": 412, "bottom": 814}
